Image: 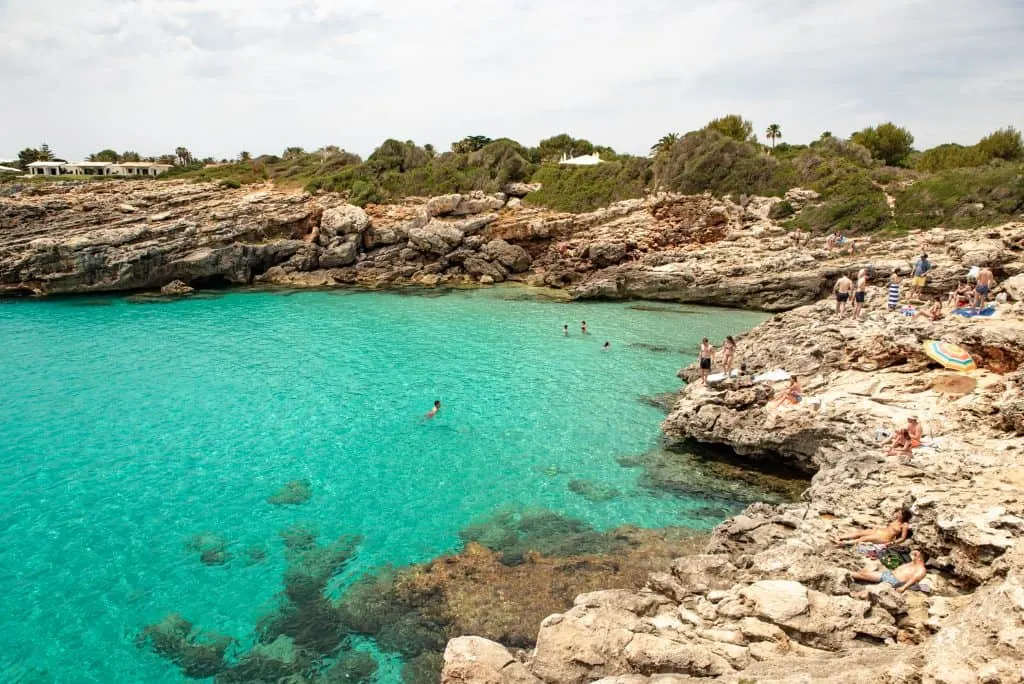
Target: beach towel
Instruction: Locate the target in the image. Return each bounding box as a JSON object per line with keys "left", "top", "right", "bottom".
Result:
{"left": 753, "top": 369, "right": 791, "bottom": 383}
{"left": 707, "top": 369, "right": 740, "bottom": 384}
{"left": 901, "top": 306, "right": 916, "bottom": 317}
{"left": 887, "top": 282, "right": 900, "bottom": 309}
{"left": 952, "top": 306, "right": 996, "bottom": 318}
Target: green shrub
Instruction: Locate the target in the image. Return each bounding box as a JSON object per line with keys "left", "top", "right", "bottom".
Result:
{"left": 768, "top": 200, "right": 795, "bottom": 220}
{"left": 652, "top": 129, "right": 785, "bottom": 197}
{"left": 894, "top": 163, "right": 1024, "bottom": 230}
{"left": 850, "top": 122, "right": 915, "bottom": 167}
{"left": 525, "top": 159, "right": 651, "bottom": 213}
{"left": 219, "top": 178, "right": 241, "bottom": 189}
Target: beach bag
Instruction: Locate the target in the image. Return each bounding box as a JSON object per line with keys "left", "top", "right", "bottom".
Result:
{"left": 880, "top": 546, "right": 911, "bottom": 570}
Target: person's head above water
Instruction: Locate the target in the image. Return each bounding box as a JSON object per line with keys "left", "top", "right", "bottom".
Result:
{"left": 702, "top": 337, "right": 709, "bottom": 344}
{"left": 434, "top": 400, "right": 441, "bottom": 408}
{"left": 603, "top": 341, "right": 610, "bottom": 348}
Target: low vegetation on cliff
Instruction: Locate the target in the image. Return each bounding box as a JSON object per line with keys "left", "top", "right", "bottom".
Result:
{"left": 5, "top": 121, "right": 1021, "bottom": 234}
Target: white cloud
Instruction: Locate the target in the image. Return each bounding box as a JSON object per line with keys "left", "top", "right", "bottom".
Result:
{"left": 1, "top": 0, "right": 1022, "bottom": 161}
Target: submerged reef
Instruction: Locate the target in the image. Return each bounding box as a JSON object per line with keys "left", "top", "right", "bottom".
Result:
{"left": 141, "top": 507, "right": 702, "bottom": 682}
{"left": 267, "top": 479, "right": 313, "bottom": 505}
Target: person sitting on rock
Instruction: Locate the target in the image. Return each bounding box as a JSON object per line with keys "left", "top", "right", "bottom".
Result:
{"left": 885, "top": 427, "right": 914, "bottom": 461}
{"left": 906, "top": 416, "right": 923, "bottom": 447}
{"left": 851, "top": 549, "right": 928, "bottom": 595}
{"left": 834, "top": 508, "right": 912, "bottom": 546}
{"left": 921, "top": 297, "right": 943, "bottom": 321}
{"left": 770, "top": 377, "right": 802, "bottom": 408}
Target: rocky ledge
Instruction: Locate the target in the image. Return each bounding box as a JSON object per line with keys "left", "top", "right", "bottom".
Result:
{"left": 443, "top": 294, "right": 1024, "bottom": 682}
{"left": 5, "top": 180, "right": 1023, "bottom": 311}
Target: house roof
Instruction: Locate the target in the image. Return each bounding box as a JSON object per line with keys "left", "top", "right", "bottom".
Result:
{"left": 0, "top": 165, "right": 22, "bottom": 173}
{"left": 64, "top": 161, "right": 114, "bottom": 167}
{"left": 27, "top": 161, "right": 66, "bottom": 167}
{"left": 114, "top": 162, "right": 174, "bottom": 168}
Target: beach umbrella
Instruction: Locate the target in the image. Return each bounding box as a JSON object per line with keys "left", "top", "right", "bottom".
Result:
{"left": 922, "top": 340, "right": 976, "bottom": 372}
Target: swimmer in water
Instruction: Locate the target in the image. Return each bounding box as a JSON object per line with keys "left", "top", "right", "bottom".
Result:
{"left": 425, "top": 400, "right": 441, "bottom": 419}
{"left": 603, "top": 341, "right": 610, "bottom": 350}
{"left": 563, "top": 324, "right": 569, "bottom": 336}
{"left": 581, "top": 320, "right": 588, "bottom": 334}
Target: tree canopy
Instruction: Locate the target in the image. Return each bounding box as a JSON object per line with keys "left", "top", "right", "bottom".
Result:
{"left": 704, "top": 115, "right": 757, "bottom": 143}
{"left": 850, "top": 123, "right": 914, "bottom": 167}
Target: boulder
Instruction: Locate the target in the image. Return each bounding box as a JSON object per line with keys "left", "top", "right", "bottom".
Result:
{"left": 623, "top": 634, "right": 731, "bottom": 677}
{"left": 1003, "top": 274, "right": 1024, "bottom": 301}
{"left": 588, "top": 242, "right": 628, "bottom": 268}
{"left": 319, "top": 238, "right": 359, "bottom": 268}
{"left": 319, "top": 205, "right": 369, "bottom": 242}
{"left": 483, "top": 240, "right": 532, "bottom": 273}
{"left": 464, "top": 258, "right": 507, "bottom": 282}
{"left": 407, "top": 222, "right": 465, "bottom": 255}
{"left": 160, "top": 280, "right": 195, "bottom": 296}
{"left": 426, "top": 194, "right": 463, "bottom": 217}
{"left": 441, "top": 636, "right": 540, "bottom": 684}
{"left": 503, "top": 182, "right": 541, "bottom": 197}
{"left": 946, "top": 239, "right": 1007, "bottom": 267}
{"left": 740, "top": 580, "right": 809, "bottom": 622}
{"left": 452, "top": 191, "right": 505, "bottom": 216}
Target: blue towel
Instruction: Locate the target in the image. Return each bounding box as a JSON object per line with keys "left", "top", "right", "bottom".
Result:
{"left": 952, "top": 307, "right": 996, "bottom": 318}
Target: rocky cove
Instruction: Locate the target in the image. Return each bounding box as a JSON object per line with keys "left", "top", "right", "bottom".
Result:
{"left": 4, "top": 179, "right": 1024, "bottom": 683}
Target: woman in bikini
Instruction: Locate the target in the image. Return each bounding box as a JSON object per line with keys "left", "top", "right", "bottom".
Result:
{"left": 834, "top": 508, "right": 912, "bottom": 546}
{"left": 721, "top": 336, "right": 737, "bottom": 377}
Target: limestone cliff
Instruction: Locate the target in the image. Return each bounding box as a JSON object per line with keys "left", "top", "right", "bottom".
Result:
{"left": 7, "top": 180, "right": 1020, "bottom": 310}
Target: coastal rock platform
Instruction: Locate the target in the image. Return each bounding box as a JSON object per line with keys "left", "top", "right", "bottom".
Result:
{"left": 445, "top": 298, "right": 1024, "bottom": 682}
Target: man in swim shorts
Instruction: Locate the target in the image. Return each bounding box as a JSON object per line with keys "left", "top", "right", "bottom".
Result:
{"left": 852, "top": 549, "right": 928, "bottom": 593}
{"left": 833, "top": 274, "right": 853, "bottom": 316}
{"left": 974, "top": 266, "right": 995, "bottom": 310}
{"left": 852, "top": 269, "right": 869, "bottom": 320}
{"left": 698, "top": 338, "right": 713, "bottom": 384}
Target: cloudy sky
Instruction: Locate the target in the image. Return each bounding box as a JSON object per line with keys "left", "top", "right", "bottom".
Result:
{"left": 2, "top": 0, "right": 1022, "bottom": 161}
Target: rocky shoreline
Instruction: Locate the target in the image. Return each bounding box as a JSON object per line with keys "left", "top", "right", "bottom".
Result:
{"left": 443, "top": 235, "right": 1024, "bottom": 682}
{"left": 6, "top": 180, "right": 1024, "bottom": 682}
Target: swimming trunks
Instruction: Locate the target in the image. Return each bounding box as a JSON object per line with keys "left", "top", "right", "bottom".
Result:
{"left": 975, "top": 284, "right": 990, "bottom": 295}
{"left": 836, "top": 292, "right": 850, "bottom": 302}
{"left": 855, "top": 291, "right": 866, "bottom": 303}
{"left": 912, "top": 276, "right": 927, "bottom": 288}
{"left": 879, "top": 570, "right": 903, "bottom": 588}
{"left": 700, "top": 358, "right": 711, "bottom": 370}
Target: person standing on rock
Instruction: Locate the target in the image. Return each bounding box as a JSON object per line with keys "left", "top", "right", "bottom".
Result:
{"left": 833, "top": 274, "right": 854, "bottom": 316}
{"left": 698, "top": 338, "right": 714, "bottom": 384}
{"left": 852, "top": 269, "right": 869, "bottom": 320}
{"left": 910, "top": 253, "right": 932, "bottom": 298}
{"left": 887, "top": 270, "right": 901, "bottom": 310}
{"left": 721, "top": 336, "right": 737, "bottom": 377}
{"left": 974, "top": 267, "right": 995, "bottom": 310}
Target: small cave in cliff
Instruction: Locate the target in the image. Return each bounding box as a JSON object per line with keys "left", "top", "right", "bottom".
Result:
{"left": 187, "top": 275, "right": 235, "bottom": 290}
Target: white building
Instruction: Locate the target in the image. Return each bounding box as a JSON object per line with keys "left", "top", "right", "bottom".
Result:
{"left": 25, "top": 161, "right": 173, "bottom": 177}
{"left": 112, "top": 162, "right": 174, "bottom": 177}
{"left": 27, "top": 161, "right": 67, "bottom": 176}
{"left": 558, "top": 152, "right": 604, "bottom": 166}
{"left": 0, "top": 165, "right": 22, "bottom": 174}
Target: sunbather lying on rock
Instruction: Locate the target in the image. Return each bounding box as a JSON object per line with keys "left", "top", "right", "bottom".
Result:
{"left": 833, "top": 508, "right": 912, "bottom": 546}
{"left": 851, "top": 549, "right": 929, "bottom": 595}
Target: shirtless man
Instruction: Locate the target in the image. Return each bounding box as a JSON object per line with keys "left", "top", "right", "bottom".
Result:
{"left": 906, "top": 416, "right": 923, "bottom": 447}
{"left": 834, "top": 508, "right": 912, "bottom": 546}
{"left": 698, "top": 338, "right": 714, "bottom": 384}
{"left": 852, "top": 269, "right": 869, "bottom": 320}
{"left": 852, "top": 549, "right": 928, "bottom": 594}
{"left": 833, "top": 274, "right": 854, "bottom": 316}
{"left": 975, "top": 266, "right": 995, "bottom": 309}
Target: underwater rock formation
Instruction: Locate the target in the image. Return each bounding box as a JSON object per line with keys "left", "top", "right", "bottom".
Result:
{"left": 186, "top": 532, "right": 232, "bottom": 567}
{"left": 266, "top": 479, "right": 312, "bottom": 505}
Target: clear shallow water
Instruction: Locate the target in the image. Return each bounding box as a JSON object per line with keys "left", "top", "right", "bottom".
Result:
{"left": 0, "top": 287, "right": 765, "bottom": 682}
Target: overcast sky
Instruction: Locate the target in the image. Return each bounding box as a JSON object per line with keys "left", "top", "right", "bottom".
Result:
{"left": 2, "top": 0, "right": 1022, "bottom": 161}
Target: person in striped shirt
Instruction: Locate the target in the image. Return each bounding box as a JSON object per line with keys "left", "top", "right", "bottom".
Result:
{"left": 887, "top": 271, "right": 901, "bottom": 310}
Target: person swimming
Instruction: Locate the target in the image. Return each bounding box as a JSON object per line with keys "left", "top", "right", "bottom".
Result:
{"left": 602, "top": 341, "right": 610, "bottom": 350}
{"left": 425, "top": 400, "right": 441, "bottom": 419}
{"left": 563, "top": 324, "right": 569, "bottom": 336}
{"left": 581, "top": 320, "right": 588, "bottom": 335}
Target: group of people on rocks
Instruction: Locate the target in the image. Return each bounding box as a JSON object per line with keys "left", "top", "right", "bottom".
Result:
{"left": 834, "top": 508, "right": 930, "bottom": 595}
{"left": 832, "top": 252, "right": 998, "bottom": 322}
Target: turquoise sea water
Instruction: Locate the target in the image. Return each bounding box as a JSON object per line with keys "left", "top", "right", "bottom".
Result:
{"left": 0, "top": 287, "right": 765, "bottom": 682}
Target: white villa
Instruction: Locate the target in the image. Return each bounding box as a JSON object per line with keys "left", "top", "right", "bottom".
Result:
{"left": 26, "top": 161, "right": 174, "bottom": 177}
{"left": 558, "top": 151, "right": 604, "bottom": 166}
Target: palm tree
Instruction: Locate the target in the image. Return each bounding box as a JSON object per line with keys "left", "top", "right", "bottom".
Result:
{"left": 650, "top": 132, "right": 680, "bottom": 157}
{"left": 765, "top": 124, "right": 782, "bottom": 152}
